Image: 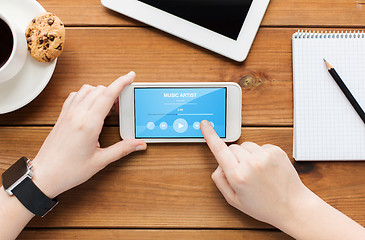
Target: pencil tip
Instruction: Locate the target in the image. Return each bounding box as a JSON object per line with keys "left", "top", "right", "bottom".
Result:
{"left": 323, "top": 59, "right": 332, "bottom": 70}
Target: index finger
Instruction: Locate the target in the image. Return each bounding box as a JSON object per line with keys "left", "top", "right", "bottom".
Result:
{"left": 107, "top": 71, "right": 136, "bottom": 100}
{"left": 200, "top": 120, "right": 238, "bottom": 172}
{"left": 90, "top": 71, "right": 135, "bottom": 117}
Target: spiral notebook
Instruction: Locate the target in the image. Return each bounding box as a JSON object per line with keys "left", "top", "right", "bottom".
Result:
{"left": 292, "top": 30, "right": 365, "bottom": 161}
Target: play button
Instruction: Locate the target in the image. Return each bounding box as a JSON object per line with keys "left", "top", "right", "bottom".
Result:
{"left": 173, "top": 118, "right": 188, "bottom": 133}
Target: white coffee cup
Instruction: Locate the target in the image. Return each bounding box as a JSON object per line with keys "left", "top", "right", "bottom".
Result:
{"left": 0, "top": 12, "right": 27, "bottom": 83}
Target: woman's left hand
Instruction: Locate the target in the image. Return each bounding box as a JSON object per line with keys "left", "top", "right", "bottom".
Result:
{"left": 31, "top": 71, "right": 147, "bottom": 199}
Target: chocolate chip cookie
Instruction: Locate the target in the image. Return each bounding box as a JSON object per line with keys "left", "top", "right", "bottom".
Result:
{"left": 25, "top": 12, "right": 65, "bottom": 62}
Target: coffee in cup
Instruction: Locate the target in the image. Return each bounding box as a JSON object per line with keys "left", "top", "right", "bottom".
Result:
{"left": 0, "top": 18, "right": 13, "bottom": 69}
{"left": 0, "top": 13, "right": 27, "bottom": 83}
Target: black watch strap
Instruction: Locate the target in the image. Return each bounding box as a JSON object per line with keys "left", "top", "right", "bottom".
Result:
{"left": 12, "top": 177, "right": 58, "bottom": 217}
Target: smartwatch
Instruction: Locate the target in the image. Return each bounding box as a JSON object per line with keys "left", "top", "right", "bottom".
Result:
{"left": 1, "top": 157, "right": 58, "bottom": 217}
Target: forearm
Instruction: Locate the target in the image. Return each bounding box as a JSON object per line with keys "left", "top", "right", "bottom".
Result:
{"left": 277, "top": 188, "right": 365, "bottom": 240}
{"left": 0, "top": 186, "right": 34, "bottom": 240}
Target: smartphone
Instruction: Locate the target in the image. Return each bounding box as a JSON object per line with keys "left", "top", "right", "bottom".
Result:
{"left": 119, "top": 82, "right": 242, "bottom": 143}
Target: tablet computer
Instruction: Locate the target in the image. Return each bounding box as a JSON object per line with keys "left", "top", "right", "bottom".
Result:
{"left": 101, "top": 0, "right": 270, "bottom": 62}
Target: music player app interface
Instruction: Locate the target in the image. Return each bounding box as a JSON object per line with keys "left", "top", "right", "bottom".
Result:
{"left": 134, "top": 88, "right": 226, "bottom": 138}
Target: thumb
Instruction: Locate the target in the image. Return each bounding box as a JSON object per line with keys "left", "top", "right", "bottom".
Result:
{"left": 99, "top": 139, "right": 147, "bottom": 165}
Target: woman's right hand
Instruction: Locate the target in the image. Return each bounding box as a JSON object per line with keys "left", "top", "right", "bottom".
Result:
{"left": 200, "top": 120, "right": 309, "bottom": 226}
{"left": 200, "top": 120, "right": 365, "bottom": 240}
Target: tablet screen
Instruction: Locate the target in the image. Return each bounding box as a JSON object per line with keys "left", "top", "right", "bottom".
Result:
{"left": 137, "top": 0, "right": 253, "bottom": 40}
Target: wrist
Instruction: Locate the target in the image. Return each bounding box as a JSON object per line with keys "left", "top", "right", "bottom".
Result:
{"left": 274, "top": 185, "right": 322, "bottom": 238}
{"left": 0, "top": 186, "right": 35, "bottom": 218}
{"left": 30, "top": 158, "right": 59, "bottom": 199}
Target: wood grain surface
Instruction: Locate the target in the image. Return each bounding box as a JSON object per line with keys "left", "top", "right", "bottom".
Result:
{"left": 18, "top": 229, "right": 294, "bottom": 240}
{"left": 0, "top": 27, "right": 294, "bottom": 126}
{"left": 1, "top": 127, "right": 364, "bottom": 229}
{"left": 37, "top": 0, "right": 365, "bottom": 27}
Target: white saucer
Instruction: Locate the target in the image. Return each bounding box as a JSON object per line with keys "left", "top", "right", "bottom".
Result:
{"left": 0, "top": 0, "right": 56, "bottom": 114}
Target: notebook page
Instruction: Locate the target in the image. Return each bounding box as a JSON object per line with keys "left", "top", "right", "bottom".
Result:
{"left": 293, "top": 32, "right": 365, "bottom": 160}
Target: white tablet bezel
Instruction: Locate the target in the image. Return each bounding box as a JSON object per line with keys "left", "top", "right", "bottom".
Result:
{"left": 119, "top": 82, "right": 242, "bottom": 143}
{"left": 101, "top": 0, "right": 270, "bottom": 62}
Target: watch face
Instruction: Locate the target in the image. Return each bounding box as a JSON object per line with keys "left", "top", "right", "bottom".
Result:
{"left": 1, "top": 157, "right": 29, "bottom": 190}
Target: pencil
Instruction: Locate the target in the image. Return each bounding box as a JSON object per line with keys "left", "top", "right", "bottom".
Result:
{"left": 323, "top": 59, "right": 365, "bottom": 124}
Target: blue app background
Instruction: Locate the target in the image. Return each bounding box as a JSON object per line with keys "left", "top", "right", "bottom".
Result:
{"left": 135, "top": 88, "right": 226, "bottom": 138}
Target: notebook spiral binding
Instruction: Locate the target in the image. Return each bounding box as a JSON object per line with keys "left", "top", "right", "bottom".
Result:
{"left": 293, "top": 30, "right": 365, "bottom": 39}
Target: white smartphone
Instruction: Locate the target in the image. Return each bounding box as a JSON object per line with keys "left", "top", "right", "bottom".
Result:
{"left": 119, "top": 82, "right": 242, "bottom": 143}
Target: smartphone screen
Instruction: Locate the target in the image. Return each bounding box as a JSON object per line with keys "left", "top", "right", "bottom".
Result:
{"left": 134, "top": 87, "right": 227, "bottom": 138}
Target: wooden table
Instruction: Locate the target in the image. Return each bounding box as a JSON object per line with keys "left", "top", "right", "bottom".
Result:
{"left": 1, "top": 0, "right": 364, "bottom": 239}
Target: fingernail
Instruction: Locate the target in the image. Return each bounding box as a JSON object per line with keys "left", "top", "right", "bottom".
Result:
{"left": 127, "top": 71, "right": 135, "bottom": 76}
{"left": 201, "top": 120, "right": 209, "bottom": 127}
{"left": 136, "top": 144, "right": 146, "bottom": 151}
